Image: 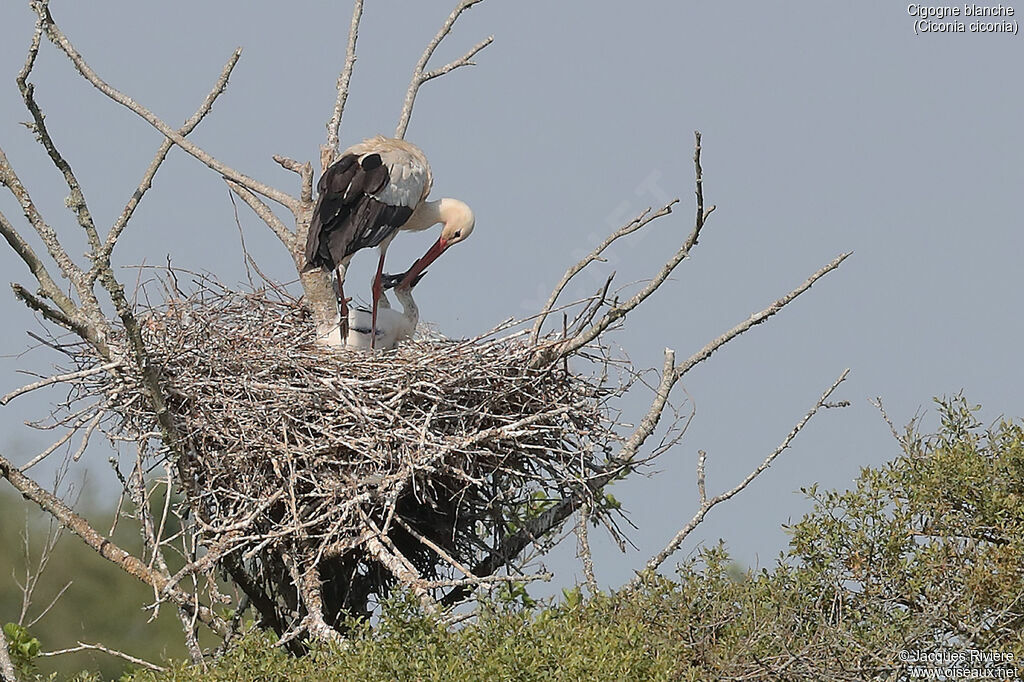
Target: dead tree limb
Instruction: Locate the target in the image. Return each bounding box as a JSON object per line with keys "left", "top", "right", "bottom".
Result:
{"left": 631, "top": 368, "right": 852, "bottom": 585}
{"left": 577, "top": 502, "right": 599, "bottom": 594}
{"left": 0, "top": 450, "right": 229, "bottom": 637}
{"left": 31, "top": 1, "right": 297, "bottom": 214}
{"left": 395, "top": 0, "right": 493, "bottom": 139}
{"left": 1, "top": 364, "right": 120, "bottom": 408}
{"left": 529, "top": 203, "right": 677, "bottom": 346}
{"left": 272, "top": 156, "right": 314, "bottom": 205}
{"left": 39, "top": 642, "right": 165, "bottom": 673}
{"left": 321, "top": 0, "right": 365, "bottom": 173}
{"left": 95, "top": 48, "right": 243, "bottom": 283}
{"left": 16, "top": 16, "right": 103, "bottom": 263}
{"left": 444, "top": 251, "right": 849, "bottom": 606}
{"left": 225, "top": 181, "right": 297, "bottom": 254}
{"left": 0, "top": 149, "right": 95, "bottom": 332}
{"left": 534, "top": 132, "right": 716, "bottom": 365}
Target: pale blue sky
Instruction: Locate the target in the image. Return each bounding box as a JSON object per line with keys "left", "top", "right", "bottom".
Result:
{"left": 1, "top": 2, "right": 1022, "bottom": 593}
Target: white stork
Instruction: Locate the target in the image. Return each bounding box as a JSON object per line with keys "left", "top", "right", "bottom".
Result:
{"left": 345, "top": 272, "right": 423, "bottom": 351}
{"left": 303, "top": 136, "right": 475, "bottom": 346}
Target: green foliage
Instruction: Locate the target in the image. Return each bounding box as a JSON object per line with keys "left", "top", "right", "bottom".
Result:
{"left": 119, "top": 396, "right": 1024, "bottom": 680}
{"left": 6, "top": 395, "right": 1024, "bottom": 680}
{"left": 788, "top": 395, "right": 1024, "bottom": 655}
{"left": 0, "top": 490, "right": 194, "bottom": 681}
{"left": 125, "top": 589, "right": 690, "bottom": 682}
{"left": 4, "top": 622, "right": 41, "bottom": 677}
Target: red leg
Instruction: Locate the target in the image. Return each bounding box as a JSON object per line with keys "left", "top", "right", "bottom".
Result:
{"left": 370, "top": 250, "right": 386, "bottom": 349}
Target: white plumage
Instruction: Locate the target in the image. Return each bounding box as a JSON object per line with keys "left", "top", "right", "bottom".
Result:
{"left": 345, "top": 285, "right": 420, "bottom": 351}
{"left": 303, "top": 136, "right": 475, "bottom": 348}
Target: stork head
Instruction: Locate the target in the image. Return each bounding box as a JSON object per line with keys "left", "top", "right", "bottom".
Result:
{"left": 399, "top": 198, "right": 475, "bottom": 288}
{"left": 438, "top": 198, "right": 475, "bottom": 247}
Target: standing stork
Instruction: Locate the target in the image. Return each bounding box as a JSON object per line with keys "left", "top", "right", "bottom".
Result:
{"left": 303, "top": 136, "right": 475, "bottom": 346}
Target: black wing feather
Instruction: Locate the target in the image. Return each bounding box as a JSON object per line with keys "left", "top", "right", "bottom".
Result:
{"left": 303, "top": 152, "right": 414, "bottom": 272}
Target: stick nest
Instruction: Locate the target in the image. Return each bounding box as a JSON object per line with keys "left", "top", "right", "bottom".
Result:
{"left": 76, "top": 278, "right": 618, "bottom": 628}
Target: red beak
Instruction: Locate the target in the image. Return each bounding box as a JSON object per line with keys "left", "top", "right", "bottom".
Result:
{"left": 399, "top": 237, "right": 448, "bottom": 288}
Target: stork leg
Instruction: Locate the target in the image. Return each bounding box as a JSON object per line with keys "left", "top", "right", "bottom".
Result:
{"left": 370, "top": 250, "right": 387, "bottom": 349}
{"left": 335, "top": 264, "right": 350, "bottom": 341}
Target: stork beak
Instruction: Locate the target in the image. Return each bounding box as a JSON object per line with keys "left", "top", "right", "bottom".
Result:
{"left": 399, "top": 237, "right": 448, "bottom": 288}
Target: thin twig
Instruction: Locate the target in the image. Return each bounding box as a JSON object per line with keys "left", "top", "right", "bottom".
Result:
{"left": 669, "top": 253, "right": 850, "bottom": 380}
{"left": 538, "top": 132, "right": 717, "bottom": 364}
{"left": 33, "top": 3, "right": 297, "bottom": 213}
{"left": 225, "top": 180, "right": 297, "bottom": 254}
{"left": 0, "top": 449, "right": 230, "bottom": 637}
{"left": 26, "top": 580, "right": 71, "bottom": 630}
{"left": 40, "top": 642, "right": 166, "bottom": 672}
{"left": 632, "top": 369, "right": 851, "bottom": 583}
{"left": 393, "top": 516, "right": 474, "bottom": 578}
{"left": 321, "top": 0, "right": 364, "bottom": 173}
{"left": 93, "top": 48, "right": 243, "bottom": 282}
{"left": 395, "top": 0, "right": 493, "bottom": 139}
{"left": 1, "top": 362, "right": 120, "bottom": 406}
{"left": 529, "top": 204, "right": 675, "bottom": 345}
{"left": 20, "top": 409, "right": 98, "bottom": 472}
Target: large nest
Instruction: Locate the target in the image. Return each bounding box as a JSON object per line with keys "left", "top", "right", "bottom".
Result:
{"left": 73, "top": 277, "right": 621, "bottom": 633}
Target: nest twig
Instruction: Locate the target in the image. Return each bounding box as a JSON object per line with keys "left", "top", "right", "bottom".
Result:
{"left": 56, "top": 274, "right": 624, "bottom": 640}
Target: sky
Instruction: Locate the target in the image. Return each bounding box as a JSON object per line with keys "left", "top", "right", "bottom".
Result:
{"left": 1, "top": 1, "right": 1023, "bottom": 597}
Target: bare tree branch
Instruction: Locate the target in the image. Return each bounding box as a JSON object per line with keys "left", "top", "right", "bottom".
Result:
{"left": 421, "top": 37, "right": 493, "bottom": 83}
{"left": 8, "top": 283, "right": 84, "bottom": 340}
{"left": 529, "top": 203, "right": 676, "bottom": 345}
{"left": 272, "top": 155, "right": 313, "bottom": 205}
{"left": 296, "top": 567, "right": 345, "bottom": 647}
{"left": 360, "top": 514, "right": 438, "bottom": 614}
{"left": 225, "top": 180, "right": 297, "bottom": 255}
{"left": 536, "top": 132, "right": 716, "bottom": 365}
{"left": 32, "top": 2, "right": 298, "bottom": 213}
{"left": 15, "top": 514, "right": 65, "bottom": 628}
{"left": 17, "top": 13, "right": 102, "bottom": 264}
{"left": 0, "top": 151, "right": 85, "bottom": 313}
{"left": 393, "top": 515, "right": 474, "bottom": 579}
{"left": 577, "top": 502, "right": 598, "bottom": 594}
{"left": 632, "top": 368, "right": 851, "bottom": 584}
{"left": 0, "top": 449, "right": 230, "bottom": 637}
{"left": 321, "top": 0, "right": 364, "bottom": 173}
{"left": 442, "top": 349, "right": 677, "bottom": 606}
{"left": 0, "top": 362, "right": 120, "bottom": 407}
{"left": 445, "top": 250, "right": 849, "bottom": 605}
{"left": 0, "top": 157, "right": 111, "bottom": 355}
{"left": 93, "top": 48, "right": 243, "bottom": 282}
{"left": 395, "top": 0, "right": 493, "bottom": 139}
{"left": 19, "top": 407, "right": 99, "bottom": 472}
{"left": 40, "top": 642, "right": 166, "bottom": 672}
{"left": 669, "top": 252, "right": 850, "bottom": 379}
{"left": 422, "top": 573, "right": 552, "bottom": 590}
